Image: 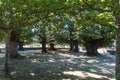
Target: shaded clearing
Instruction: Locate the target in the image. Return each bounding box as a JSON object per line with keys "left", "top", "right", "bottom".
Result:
{"left": 0, "top": 50, "right": 115, "bottom": 80}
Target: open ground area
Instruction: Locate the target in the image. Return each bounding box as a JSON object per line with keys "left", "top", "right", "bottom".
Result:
{"left": 0, "top": 49, "right": 115, "bottom": 80}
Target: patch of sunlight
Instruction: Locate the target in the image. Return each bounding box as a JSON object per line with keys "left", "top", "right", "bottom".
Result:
{"left": 67, "top": 59, "right": 77, "bottom": 64}
{"left": 87, "top": 60, "right": 99, "bottom": 63}
{"left": 79, "top": 64, "right": 86, "bottom": 67}
{"left": 63, "top": 71, "right": 86, "bottom": 78}
{"left": 0, "top": 54, "right": 5, "bottom": 58}
{"left": 59, "top": 59, "right": 66, "bottom": 62}
{"left": 102, "top": 63, "right": 115, "bottom": 67}
{"left": 110, "top": 79, "right": 115, "bottom": 80}
{"left": 63, "top": 71, "right": 108, "bottom": 79}
{"left": 90, "top": 69, "right": 97, "bottom": 73}
{"left": 31, "top": 59, "right": 40, "bottom": 63}
{"left": 62, "top": 79, "right": 71, "bottom": 80}
{"left": 59, "top": 53, "right": 77, "bottom": 58}
{"left": 59, "top": 59, "right": 76, "bottom": 64}
{"left": 87, "top": 72, "right": 107, "bottom": 79}
{"left": 30, "top": 73, "right": 35, "bottom": 76}
{"left": 11, "top": 71, "right": 16, "bottom": 75}
{"left": 49, "top": 59, "right": 55, "bottom": 62}
{"left": 98, "top": 48, "right": 107, "bottom": 53}
{"left": 101, "top": 68, "right": 112, "bottom": 74}
{"left": 69, "top": 68, "right": 73, "bottom": 70}
{"left": 59, "top": 52, "right": 92, "bottom": 59}
{"left": 19, "top": 50, "right": 41, "bottom": 56}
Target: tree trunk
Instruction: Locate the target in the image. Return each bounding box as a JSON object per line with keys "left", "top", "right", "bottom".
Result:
{"left": 18, "top": 41, "right": 24, "bottom": 50}
{"left": 69, "top": 40, "right": 74, "bottom": 51}
{"left": 84, "top": 38, "right": 104, "bottom": 56}
{"left": 116, "top": 26, "right": 120, "bottom": 79}
{"left": 49, "top": 44, "right": 56, "bottom": 51}
{"left": 49, "top": 34, "right": 56, "bottom": 51}
{"left": 10, "top": 40, "right": 19, "bottom": 58}
{"left": 41, "top": 37, "right": 47, "bottom": 53}
{"left": 4, "top": 30, "right": 12, "bottom": 78}
{"left": 85, "top": 43, "right": 98, "bottom": 56}
{"left": 69, "top": 32, "right": 74, "bottom": 51}
{"left": 10, "top": 31, "right": 22, "bottom": 58}
{"left": 74, "top": 39, "right": 79, "bottom": 52}
{"left": 115, "top": 3, "right": 120, "bottom": 79}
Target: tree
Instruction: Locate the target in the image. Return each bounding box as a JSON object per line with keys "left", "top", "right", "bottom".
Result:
{"left": 37, "top": 25, "right": 48, "bottom": 53}
{"left": 70, "top": 0, "right": 115, "bottom": 56}
{"left": 49, "top": 33, "right": 57, "bottom": 51}
{"left": 53, "top": 16, "right": 80, "bottom": 52}
{"left": 0, "top": 0, "right": 44, "bottom": 77}
{"left": 9, "top": 27, "right": 35, "bottom": 58}
{"left": 10, "top": 30, "right": 19, "bottom": 58}
{"left": 113, "top": 0, "right": 120, "bottom": 79}
{"left": 64, "top": 18, "right": 79, "bottom": 52}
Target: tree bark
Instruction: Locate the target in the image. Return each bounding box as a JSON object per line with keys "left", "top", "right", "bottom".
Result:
{"left": 114, "top": 0, "right": 120, "bottom": 79}
{"left": 69, "top": 39, "right": 74, "bottom": 51}
{"left": 10, "top": 40, "right": 19, "bottom": 58}
{"left": 115, "top": 2, "right": 120, "bottom": 79}
{"left": 18, "top": 41, "right": 24, "bottom": 50}
{"left": 4, "top": 30, "right": 12, "bottom": 78}
{"left": 49, "top": 44, "right": 56, "bottom": 51}
{"left": 10, "top": 31, "right": 22, "bottom": 58}
{"left": 4, "top": 2, "right": 13, "bottom": 77}
{"left": 69, "top": 32, "right": 74, "bottom": 51}
{"left": 85, "top": 42, "right": 98, "bottom": 56}
{"left": 41, "top": 37, "right": 47, "bottom": 53}
{"left": 84, "top": 38, "right": 104, "bottom": 56}
{"left": 116, "top": 26, "right": 120, "bottom": 79}
{"left": 74, "top": 39, "right": 79, "bottom": 52}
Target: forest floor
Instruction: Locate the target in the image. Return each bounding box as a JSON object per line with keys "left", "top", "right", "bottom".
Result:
{"left": 0, "top": 49, "right": 115, "bottom": 80}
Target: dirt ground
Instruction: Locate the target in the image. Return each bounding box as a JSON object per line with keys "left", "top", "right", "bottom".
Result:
{"left": 0, "top": 49, "right": 115, "bottom": 80}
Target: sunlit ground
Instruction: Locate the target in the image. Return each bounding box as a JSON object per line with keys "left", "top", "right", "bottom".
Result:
{"left": 0, "top": 49, "right": 115, "bottom": 80}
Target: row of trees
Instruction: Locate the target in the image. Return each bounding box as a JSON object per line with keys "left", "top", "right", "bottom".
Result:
{"left": 0, "top": 0, "right": 120, "bottom": 79}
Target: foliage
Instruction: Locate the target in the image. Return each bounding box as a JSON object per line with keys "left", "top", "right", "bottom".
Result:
{"left": 17, "top": 27, "right": 35, "bottom": 45}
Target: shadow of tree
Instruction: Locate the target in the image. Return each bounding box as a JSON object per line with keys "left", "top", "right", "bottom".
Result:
{"left": 0, "top": 50, "right": 115, "bottom": 80}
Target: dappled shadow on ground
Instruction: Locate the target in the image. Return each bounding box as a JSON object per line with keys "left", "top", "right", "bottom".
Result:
{"left": 0, "top": 50, "right": 115, "bottom": 80}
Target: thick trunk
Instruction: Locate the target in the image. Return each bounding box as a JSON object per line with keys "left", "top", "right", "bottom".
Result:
{"left": 4, "top": 30, "right": 11, "bottom": 77}
{"left": 10, "top": 31, "right": 22, "bottom": 58}
{"left": 10, "top": 40, "right": 19, "bottom": 58}
{"left": 74, "top": 40, "right": 79, "bottom": 52}
{"left": 115, "top": 10, "right": 120, "bottom": 80}
{"left": 4, "top": 2, "right": 13, "bottom": 78}
{"left": 85, "top": 42, "right": 98, "bottom": 56}
{"left": 84, "top": 38, "right": 104, "bottom": 56}
{"left": 41, "top": 37, "right": 47, "bottom": 53}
